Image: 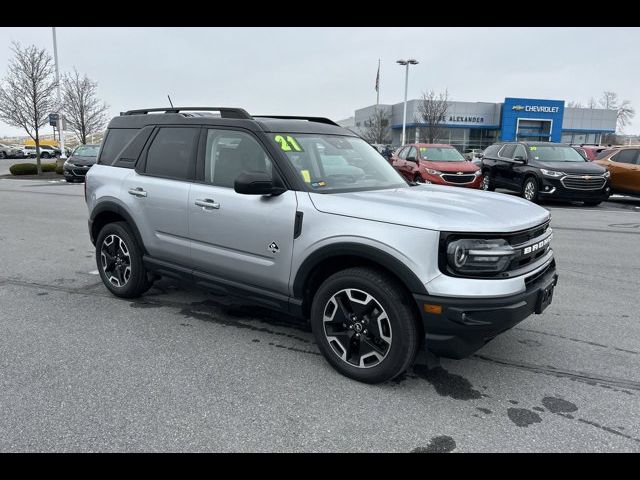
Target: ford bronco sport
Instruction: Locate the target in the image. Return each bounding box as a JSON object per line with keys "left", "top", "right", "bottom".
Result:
{"left": 86, "top": 107, "right": 558, "bottom": 384}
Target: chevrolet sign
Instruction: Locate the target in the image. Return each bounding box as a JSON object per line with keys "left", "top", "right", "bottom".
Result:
{"left": 512, "top": 104, "right": 560, "bottom": 113}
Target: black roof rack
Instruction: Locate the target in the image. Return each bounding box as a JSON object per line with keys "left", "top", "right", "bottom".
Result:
{"left": 253, "top": 115, "right": 340, "bottom": 127}
{"left": 121, "top": 107, "right": 251, "bottom": 119}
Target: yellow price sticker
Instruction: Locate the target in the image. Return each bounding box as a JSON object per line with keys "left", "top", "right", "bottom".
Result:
{"left": 301, "top": 169, "right": 311, "bottom": 183}
{"left": 274, "top": 135, "right": 303, "bottom": 152}
{"left": 529, "top": 146, "right": 537, "bottom": 151}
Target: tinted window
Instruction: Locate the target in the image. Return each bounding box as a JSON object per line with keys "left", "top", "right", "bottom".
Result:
{"left": 98, "top": 128, "right": 138, "bottom": 165}
{"left": 500, "top": 144, "right": 517, "bottom": 158}
{"left": 514, "top": 145, "right": 527, "bottom": 159}
{"left": 483, "top": 144, "right": 501, "bottom": 157}
{"left": 145, "top": 127, "right": 198, "bottom": 179}
{"left": 611, "top": 149, "right": 638, "bottom": 164}
{"left": 406, "top": 147, "right": 417, "bottom": 160}
{"left": 397, "top": 147, "right": 408, "bottom": 159}
{"left": 204, "top": 129, "right": 272, "bottom": 188}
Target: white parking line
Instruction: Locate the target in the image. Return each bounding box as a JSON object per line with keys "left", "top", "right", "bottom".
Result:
{"left": 88, "top": 270, "right": 99, "bottom": 275}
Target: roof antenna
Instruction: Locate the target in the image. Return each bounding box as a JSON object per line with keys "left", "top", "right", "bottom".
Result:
{"left": 167, "top": 95, "right": 174, "bottom": 108}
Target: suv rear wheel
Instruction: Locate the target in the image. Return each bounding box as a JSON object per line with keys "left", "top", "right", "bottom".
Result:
{"left": 95, "top": 221, "right": 153, "bottom": 298}
{"left": 310, "top": 267, "right": 420, "bottom": 384}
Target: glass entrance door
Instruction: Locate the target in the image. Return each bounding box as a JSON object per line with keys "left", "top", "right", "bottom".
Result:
{"left": 516, "top": 119, "right": 552, "bottom": 142}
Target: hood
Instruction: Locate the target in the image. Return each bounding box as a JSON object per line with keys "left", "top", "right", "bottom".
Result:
{"left": 533, "top": 160, "right": 606, "bottom": 174}
{"left": 309, "top": 185, "right": 550, "bottom": 233}
{"left": 420, "top": 160, "right": 478, "bottom": 173}
{"left": 68, "top": 155, "right": 97, "bottom": 166}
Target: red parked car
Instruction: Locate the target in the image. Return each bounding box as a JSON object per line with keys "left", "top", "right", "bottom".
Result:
{"left": 572, "top": 145, "right": 610, "bottom": 161}
{"left": 390, "top": 143, "right": 483, "bottom": 188}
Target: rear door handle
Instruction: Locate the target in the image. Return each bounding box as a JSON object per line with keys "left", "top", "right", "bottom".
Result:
{"left": 195, "top": 198, "right": 220, "bottom": 209}
{"left": 128, "top": 187, "right": 147, "bottom": 197}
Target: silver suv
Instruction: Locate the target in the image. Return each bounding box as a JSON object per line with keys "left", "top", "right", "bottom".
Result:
{"left": 86, "top": 107, "right": 558, "bottom": 384}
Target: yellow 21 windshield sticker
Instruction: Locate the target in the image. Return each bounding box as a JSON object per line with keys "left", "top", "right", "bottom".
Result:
{"left": 274, "top": 135, "right": 303, "bottom": 152}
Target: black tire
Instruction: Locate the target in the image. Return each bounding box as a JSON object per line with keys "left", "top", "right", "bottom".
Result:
{"left": 522, "top": 176, "right": 539, "bottom": 203}
{"left": 95, "top": 221, "right": 153, "bottom": 298}
{"left": 480, "top": 170, "right": 495, "bottom": 191}
{"left": 584, "top": 200, "right": 602, "bottom": 207}
{"left": 41, "top": 152, "right": 50, "bottom": 159}
{"left": 310, "top": 267, "right": 420, "bottom": 384}
{"left": 65, "top": 177, "right": 74, "bottom": 183}
{"left": 413, "top": 174, "right": 424, "bottom": 184}
{"left": 0, "top": 151, "right": 6, "bottom": 159}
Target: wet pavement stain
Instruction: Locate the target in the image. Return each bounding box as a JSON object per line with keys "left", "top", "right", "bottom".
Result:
{"left": 517, "top": 339, "right": 542, "bottom": 347}
{"left": 532, "top": 406, "right": 545, "bottom": 412}
{"left": 509, "top": 400, "right": 519, "bottom": 405}
{"left": 542, "top": 396, "right": 578, "bottom": 414}
{"left": 412, "top": 365, "right": 482, "bottom": 400}
{"left": 130, "top": 301, "right": 163, "bottom": 309}
{"left": 507, "top": 408, "right": 542, "bottom": 427}
{"left": 179, "top": 323, "right": 193, "bottom": 327}
{"left": 476, "top": 407, "right": 492, "bottom": 414}
{"left": 36, "top": 292, "right": 48, "bottom": 296}
{"left": 412, "top": 435, "right": 456, "bottom": 453}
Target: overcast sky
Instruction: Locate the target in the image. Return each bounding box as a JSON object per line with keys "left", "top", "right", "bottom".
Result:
{"left": 1, "top": 27, "right": 639, "bottom": 137}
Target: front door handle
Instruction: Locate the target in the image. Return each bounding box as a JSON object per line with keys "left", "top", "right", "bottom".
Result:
{"left": 195, "top": 198, "right": 220, "bottom": 209}
{"left": 128, "top": 187, "right": 147, "bottom": 197}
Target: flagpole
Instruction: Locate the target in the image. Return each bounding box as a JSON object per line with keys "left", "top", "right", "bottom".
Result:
{"left": 376, "top": 59, "right": 380, "bottom": 108}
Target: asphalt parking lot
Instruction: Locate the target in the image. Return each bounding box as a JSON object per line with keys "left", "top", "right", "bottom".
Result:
{"left": 0, "top": 178, "right": 639, "bottom": 452}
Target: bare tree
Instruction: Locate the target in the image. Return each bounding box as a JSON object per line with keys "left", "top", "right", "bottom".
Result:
{"left": 362, "top": 108, "right": 391, "bottom": 145}
{"left": 587, "top": 97, "right": 597, "bottom": 109}
{"left": 598, "top": 91, "right": 635, "bottom": 133}
{"left": 566, "top": 100, "right": 583, "bottom": 108}
{"left": 62, "top": 69, "right": 109, "bottom": 145}
{"left": 416, "top": 89, "right": 449, "bottom": 143}
{"left": 0, "top": 42, "right": 58, "bottom": 174}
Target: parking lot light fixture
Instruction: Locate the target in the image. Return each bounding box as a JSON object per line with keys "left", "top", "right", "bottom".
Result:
{"left": 397, "top": 59, "right": 419, "bottom": 146}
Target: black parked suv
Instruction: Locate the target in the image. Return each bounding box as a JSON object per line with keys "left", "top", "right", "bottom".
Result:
{"left": 480, "top": 142, "right": 611, "bottom": 206}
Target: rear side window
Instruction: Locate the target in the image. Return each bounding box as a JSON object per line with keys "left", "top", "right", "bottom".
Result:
{"left": 611, "top": 149, "right": 638, "bottom": 164}
{"left": 499, "top": 144, "right": 517, "bottom": 158}
{"left": 596, "top": 149, "right": 616, "bottom": 160}
{"left": 98, "top": 128, "right": 138, "bottom": 165}
{"left": 145, "top": 127, "right": 199, "bottom": 180}
{"left": 483, "top": 144, "right": 501, "bottom": 157}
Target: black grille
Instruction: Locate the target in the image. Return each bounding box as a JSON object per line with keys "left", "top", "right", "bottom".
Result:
{"left": 441, "top": 174, "right": 475, "bottom": 184}
{"left": 507, "top": 221, "right": 549, "bottom": 246}
{"left": 561, "top": 175, "right": 606, "bottom": 190}
{"left": 72, "top": 168, "right": 88, "bottom": 176}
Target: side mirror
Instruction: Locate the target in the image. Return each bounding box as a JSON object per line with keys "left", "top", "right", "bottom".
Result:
{"left": 477, "top": 153, "right": 484, "bottom": 159}
{"left": 406, "top": 155, "right": 417, "bottom": 162}
{"left": 513, "top": 156, "right": 526, "bottom": 164}
{"left": 234, "top": 171, "right": 285, "bottom": 195}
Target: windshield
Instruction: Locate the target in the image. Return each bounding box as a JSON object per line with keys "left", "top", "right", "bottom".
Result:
{"left": 529, "top": 145, "right": 586, "bottom": 162}
{"left": 419, "top": 146, "right": 465, "bottom": 162}
{"left": 271, "top": 134, "right": 407, "bottom": 193}
{"left": 73, "top": 145, "right": 100, "bottom": 157}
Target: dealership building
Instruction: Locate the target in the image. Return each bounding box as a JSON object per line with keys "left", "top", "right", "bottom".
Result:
{"left": 350, "top": 97, "right": 618, "bottom": 151}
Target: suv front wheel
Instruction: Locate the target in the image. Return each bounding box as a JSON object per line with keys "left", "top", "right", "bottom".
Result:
{"left": 310, "top": 267, "right": 420, "bottom": 384}
{"left": 95, "top": 221, "right": 153, "bottom": 298}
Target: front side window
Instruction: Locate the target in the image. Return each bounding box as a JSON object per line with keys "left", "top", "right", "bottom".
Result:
{"left": 419, "top": 146, "right": 465, "bottom": 162}
{"left": 271, "top": 134, "right": 406, "bottom": 193}
{"left": 397, "top": 147, "right": 408, "bottom": 159}
{"left": 406, "top": 147, "right": 417, "bottom": 160}
{"left": 204, "top": 129, "right": 273, "bottom": 188}
{"left": 528, "top": 145, "right": 587, "bottom": 162}
{"left": 514, "top": 145, "right": 527, "bottom": 159}
{"left": 145, "top": 127, "right": 198, "bottom": 179}
{"left": 499, "top": 144, "right": 517, "bottom": 158}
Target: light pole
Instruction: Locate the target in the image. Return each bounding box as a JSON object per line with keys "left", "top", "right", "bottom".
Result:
{"left": 52, "top": 27, "right": 66, "bottom": 160}
{"left": 396, "top": 59, "right": 418, "bottom": 146}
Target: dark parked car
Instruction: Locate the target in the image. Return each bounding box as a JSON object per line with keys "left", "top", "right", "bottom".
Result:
{"left": 63, "top": 144, "right": 101, "bottom": 182}
{"left": 480, "top": 142, "right": 611, "bottom": 206}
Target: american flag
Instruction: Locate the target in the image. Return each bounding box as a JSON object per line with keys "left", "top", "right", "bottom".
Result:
{"left": 375, "top": 60, "right": 380, "bottom": 92}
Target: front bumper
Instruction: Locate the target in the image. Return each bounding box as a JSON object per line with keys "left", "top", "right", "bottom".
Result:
{"left": 63, "top": 163, "right": 91, "bottom": 179}
{"left": 539, "top": 176, "right": 610, "bottom": 201}
{"left": 414, "top": 262, "right": 558, "bottom": 359}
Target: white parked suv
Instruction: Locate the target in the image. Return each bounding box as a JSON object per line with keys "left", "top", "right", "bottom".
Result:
{"left": 85, "top": 107, "right": 558, "bottom": 384}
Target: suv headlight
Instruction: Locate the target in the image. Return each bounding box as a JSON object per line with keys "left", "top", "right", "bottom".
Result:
{"left": 425, "top": 168, "right": 441, "bottom": 175}
{"left": 474, "top": 170, "right": 482, "bottom": 176}
{"left": 540, "top": 168, "right": 566, "bottom": 178}
{"left": 540, "top": 169, "right": 565, "bottom": 177}
{"left": 603, "top": 170, "right": 610, "bottom": 178}
{"left": 446, "top": 238, "right": 515, "bottom": 274}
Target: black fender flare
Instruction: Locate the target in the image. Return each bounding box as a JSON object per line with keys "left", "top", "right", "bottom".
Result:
{"left": 89, "top": 201, "right": 146, "bottom": 252}
{"left": 292, "top": 242, "right": 428, "bottom": 298}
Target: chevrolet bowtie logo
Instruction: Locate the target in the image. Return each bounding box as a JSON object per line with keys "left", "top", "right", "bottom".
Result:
{"left": 583, "top": 176, "right": 591, "bottom": 179}
{"left": 457, "top": 172, "right": 463, "bottom": 175}
{"left": 512, "top": 105, "right": 525, "bottom": 111}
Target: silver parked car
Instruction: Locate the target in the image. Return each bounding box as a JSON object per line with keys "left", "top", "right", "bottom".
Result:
{"left": 86, "top": 107, "right": 558, "bottom": 384}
